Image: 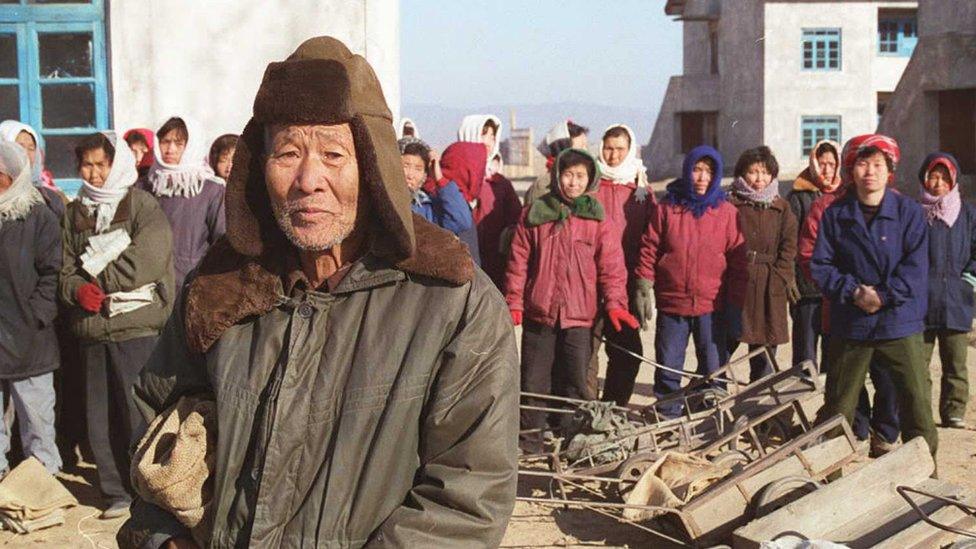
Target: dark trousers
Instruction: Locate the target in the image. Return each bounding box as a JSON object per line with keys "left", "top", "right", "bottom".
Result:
{"left": 599, "top": 316, "right": 644, "bottom": 407}
{"left": 83, "top": 336, "right": 157, "bottom": 502}
{"left": 821, "top": 334, "right": 938, "bottom": 456}
{"left": 791, "top": 298, "right": 827, "bottom": 367}
{"left": 922, "top": 329, "right": 970, "bottom": 423}
{"left": 55, "top": 322, "right": 87, "bottom": 467}
{"left": 727, "top": 342, "right": 776, "bottom": 383}
{"left": 654, "top": 312, "right": 724, "bottom": 417}
{"left": 519, "top": 321, "right": 591, "bottom": 452}
{"left": 852, "top": 360, "right": 901, "bottom": 443}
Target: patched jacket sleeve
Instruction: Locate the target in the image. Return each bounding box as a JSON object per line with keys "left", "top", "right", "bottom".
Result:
{"left": 366, "top": 272, "right": 519, "bottom": 548}
{"left": 878, "top": 203, "right": 929, "bottom": 308}
{"left": 504, "top": 210, "right": 532, "bottom": 312}
{"left": 118, "top": 292, "right": 212, "bottom": 549}
{"left": 29, "top": 207, "right": 62, "bottom": 328}
{"left": 100, "top": 197, "right": 174, "bottom": 294}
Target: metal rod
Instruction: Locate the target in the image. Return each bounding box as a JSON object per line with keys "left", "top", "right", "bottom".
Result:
{"left": 896, "top": 485, "right": 976, "bottom": 539}
{"left": 600, "top": 337, "right": 739, "bottom": 384}
{"left": 519, "top": 469, "right": 625, "bottom": 484}
{"left": 517, "top": 497, "right": 691, "bottom": 546}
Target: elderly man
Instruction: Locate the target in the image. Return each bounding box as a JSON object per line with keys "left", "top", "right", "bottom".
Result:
{"left": 119, "top": 37, "right": 519, "bottom": 549}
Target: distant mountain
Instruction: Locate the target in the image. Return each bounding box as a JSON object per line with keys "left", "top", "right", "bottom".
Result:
{"left": 401, "top": 102, "right": 657, "bottom": 151}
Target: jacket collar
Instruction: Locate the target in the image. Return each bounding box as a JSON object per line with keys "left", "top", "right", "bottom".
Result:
{"left": 184, "top": 213, "right": 473, "bottom": 354}
{"left": 837, "top": 190, "right": 898, "bottom": 225}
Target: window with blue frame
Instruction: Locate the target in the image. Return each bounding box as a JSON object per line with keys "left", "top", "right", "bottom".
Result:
{"left": 0, "top": 0, "right": 108, "bottom": 195}
{"left": 878, "top": 10, "right": 918, "bottom": 57}
{"left": 802, "top": 28, "right": 841, "bottom": 71}
{"left": 801, "top": 116, "right": 841, "bottom": 156}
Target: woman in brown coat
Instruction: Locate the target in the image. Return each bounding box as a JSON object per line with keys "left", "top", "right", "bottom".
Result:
{"left": 726, "top": 146, "right": 798, "bottom": 381}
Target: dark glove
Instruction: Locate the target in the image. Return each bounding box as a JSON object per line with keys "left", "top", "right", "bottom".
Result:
{"left": 76, "top": 282, "right": 106, "bottom": 314}
{"left": 632, "top": 278, "right": 655, "bottom": 331}
{"left": 787, "top": 282, "right": 801, "bottom": 305}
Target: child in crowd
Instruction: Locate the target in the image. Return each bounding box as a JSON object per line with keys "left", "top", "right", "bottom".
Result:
{"left": 398, "top": 136, "right": 474, "bottom": 240}
{"left": 917, "top": 152, "right": 972, "bottom": 429}
{"left": 506, "top": 148, "right": 636, "bottom": 452}
{"left": 726, "top": 146, "right": 797, "bottom": 381}
{"left": 634, "top": 145, "right": 747, "bottom": 416}
{"left": 208, "top": 133, "right": 239, "bottom": 181}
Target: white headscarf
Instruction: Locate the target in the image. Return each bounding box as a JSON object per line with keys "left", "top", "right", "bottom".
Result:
{"left": 396, "top": 118, "right": 419, "bottom": 139}
{"left": 78, "top": 131, "right": 138, "bottom": 233}
{"left": 536, "top": 121, "right": 571, "bottom": 157}
{"left": 0, "top": 120, "right": 49, "bottom": 188}
{"left": 457, "top": 114, "right": 502, "bottom": 161}
{"left": 0, "top": 141, "right": 42, "bottom": 228}
{"left": 597, "top": 124, "right": 648, "bottom": 185}
{"left": 147, "top": 115, "right": 217, "bottom": 198}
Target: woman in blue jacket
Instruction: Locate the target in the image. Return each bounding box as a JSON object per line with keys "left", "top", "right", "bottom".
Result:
{"left": 917, "top": 152, "right": 973, "bottom": 429}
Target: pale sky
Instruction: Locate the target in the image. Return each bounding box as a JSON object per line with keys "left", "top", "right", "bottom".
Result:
{"left": 400, "top": 0, "right": 684, "bottom": 110}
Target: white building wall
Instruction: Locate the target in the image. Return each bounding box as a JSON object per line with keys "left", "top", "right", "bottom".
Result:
{"left": 763, "top": 1, "right": 914, "bottom": 177}
{"left": 108, "top": 0, "right": 399, "bottom": 142}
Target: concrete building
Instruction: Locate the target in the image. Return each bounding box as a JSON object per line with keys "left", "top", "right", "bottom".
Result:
{"left": 645, "top": 0, "right": 918, "bottom": 180}
{"left": 878, "top": 0, "right": 976, "bottom": 192}
{"left": 0, "top": 0, "right": 399, "bottom": 190}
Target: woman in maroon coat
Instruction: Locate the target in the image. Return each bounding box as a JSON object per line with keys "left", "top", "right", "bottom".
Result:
{"left": 506, "top": 149, "right": 637, "bottom": 452}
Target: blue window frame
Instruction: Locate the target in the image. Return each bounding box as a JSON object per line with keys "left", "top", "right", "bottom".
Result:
{"left": 802, "top": 28, "right": 841, "bottom": 71}
{"left": 878, "top": 11, "right": 917, "bottom": 57}
{"left": 801, "top": 116, "right": 841, "bottom": 156}
{"left": 0, "top": 0, "right": 108, "bottom": 194}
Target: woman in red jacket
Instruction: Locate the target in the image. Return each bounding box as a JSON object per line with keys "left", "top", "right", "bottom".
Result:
{"left": 634, "top": 145, "right": 748, "bottom": 417}
{"left": 505, "top": 149, "right": 637, "bottom": 452}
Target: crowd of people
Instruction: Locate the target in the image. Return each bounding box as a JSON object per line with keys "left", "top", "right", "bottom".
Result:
{"left": 0, "top": 71, "right": 970, "bottom": 535}
{"left": 0, "top": 117, "right": 235, "bottom": 519}
{"left": 394, "top": 116, "right": 971, "bottom": 461}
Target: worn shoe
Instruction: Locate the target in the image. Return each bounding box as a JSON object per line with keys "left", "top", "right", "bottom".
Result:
{"left": 869, "top": 433, "right": 898, "bottom": 458}
{"left": 943, "top": 417, "right": 967, "bottom": 429}
{"left": 100, "top": 499, "right": 131, "bottom": 520}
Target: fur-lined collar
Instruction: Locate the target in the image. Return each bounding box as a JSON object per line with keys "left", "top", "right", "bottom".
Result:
{"left": 184, "top": 214, "right": 474, "bottom": 354}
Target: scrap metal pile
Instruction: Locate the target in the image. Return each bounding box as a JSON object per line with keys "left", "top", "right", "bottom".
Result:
{"left": 517, "top": 349, "right": 976, "bottom": 548}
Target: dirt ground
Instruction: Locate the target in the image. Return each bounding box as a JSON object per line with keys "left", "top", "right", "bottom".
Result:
{"left": 4, "top": 324, "right": 975, "bottom": 548}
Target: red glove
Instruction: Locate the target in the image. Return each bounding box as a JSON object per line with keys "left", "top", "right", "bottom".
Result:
{"left": 76, "top": 283, "right": 106, "bottom": 313}
{"left": 510, "top": 310, "right": 523, "bottom": 326}
{"left": 608, "top": 308, "right": 639, "bottom": 332}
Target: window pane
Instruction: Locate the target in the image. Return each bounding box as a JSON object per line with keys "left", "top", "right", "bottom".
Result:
{"left": 0, "top": 85, "right": 18, "bottom": 119}
{"left": 0, "top": 35, "right": 16, "bottom": 78}
{"left": 29, "top": 0, "right": 92, "bottom": 3}
{"left": 39, "top": 33, "right": 92, "bottom": 78}
{"left": 41, "top": 83, "right": 95, "bottom": 128}
{"left": 42, "top": 134, "right": 82, "bottom": 179}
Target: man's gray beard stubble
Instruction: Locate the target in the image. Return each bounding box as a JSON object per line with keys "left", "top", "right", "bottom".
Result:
{"left": 272, "top": 203, "right": 353, "bottom": 251}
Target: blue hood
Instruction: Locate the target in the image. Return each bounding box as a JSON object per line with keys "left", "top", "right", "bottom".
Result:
{"left": 665, "top": 145, "right": 726, "bottom": 218}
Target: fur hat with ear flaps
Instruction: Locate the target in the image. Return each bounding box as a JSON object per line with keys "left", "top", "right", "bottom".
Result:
{"left": 185, "top": 36, "right": 473, "bottom": 354}
{"left": 227, "top": 35, "right": 414, "bottom": 261}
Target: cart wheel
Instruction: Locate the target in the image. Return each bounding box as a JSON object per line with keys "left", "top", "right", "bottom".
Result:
{"left": 709, "top": 449, "right": 751, "bottom": 471}
{"left": 613, "top": 452, "right": 659, "bottom": 500}
{"left": 751, "top": 475, "right": 821, "bottom": 518}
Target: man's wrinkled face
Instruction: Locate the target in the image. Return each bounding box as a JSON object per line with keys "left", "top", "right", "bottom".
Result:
{"left": 265, "top": 123, "right": 361, "bottom": 251}
{"left": 602, "top": 135, "right": 630, "bottom": 168}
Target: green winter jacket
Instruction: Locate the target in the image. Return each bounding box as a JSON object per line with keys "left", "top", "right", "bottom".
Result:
{"left": 59, "top": 187, "right": 174, "bottom": 344}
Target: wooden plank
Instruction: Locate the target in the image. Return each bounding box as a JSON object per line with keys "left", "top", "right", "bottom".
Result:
{"left": 683, "top": 435, "right": 855, "bottom": 539}
{"left": 732, "top": 437, "right": 934, "bottom": 548}
{"left": 872, "top": 480, "right": 976, "bottom": 549}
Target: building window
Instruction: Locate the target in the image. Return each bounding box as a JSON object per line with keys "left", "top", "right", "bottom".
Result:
{"left": 802, "top": 29, "right": 841, "bottom": 71}
{"left": 878, "top": 9, "right": 918, "bottom": 57}
{"left": 0, "top": 0, "right": 109, "bottom": 194}
{"left": 677, "top": 112, "right": 718, "bottom": 156}
{"left": 801, "top": 116, "right": 841, "bottom": 156}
